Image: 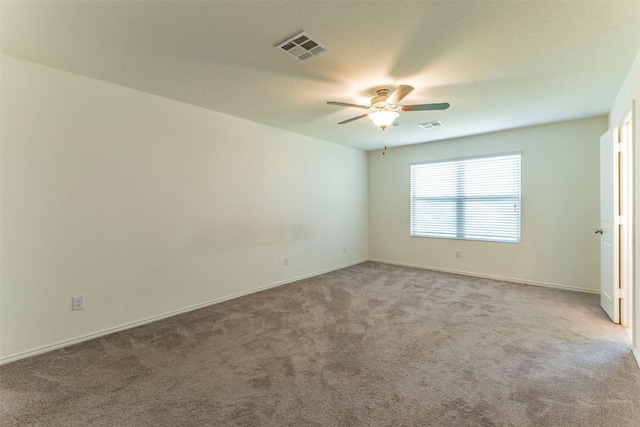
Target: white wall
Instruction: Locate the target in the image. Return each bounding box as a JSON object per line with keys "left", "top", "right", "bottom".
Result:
{"left": 369, "top": 117, "right": 605, "bottom": 292}
{"left": 609, "top": 47, "right": 640, "bottom": 363}
{"left": 0, "top": 55, "right": 368, "bottom": 362}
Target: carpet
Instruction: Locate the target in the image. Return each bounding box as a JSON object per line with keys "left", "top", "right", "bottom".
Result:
{"left": 1, "top": 262, "right": 639, "bottom": 426}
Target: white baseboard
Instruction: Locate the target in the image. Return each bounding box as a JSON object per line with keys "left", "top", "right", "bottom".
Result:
{"left": 368, "top": 258, "right": 600, "bottom": 294}
{"left": 0, "top": 258, "right": 604, "bottom": 365}
{"left": 633, "top": 348, "right": 640, "bottom": 368}
{"left": 0, "top": 259, "right": 368, "bottom": 365}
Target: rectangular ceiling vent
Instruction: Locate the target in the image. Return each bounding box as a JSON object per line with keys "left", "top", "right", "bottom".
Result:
{"left": 418, "top": 121, "right": 443, "bottom": 129}
{"left": 276, "top": 31, "right": 328, "bottom": 61}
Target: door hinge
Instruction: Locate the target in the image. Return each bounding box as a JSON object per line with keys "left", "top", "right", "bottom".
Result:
{"left": 616, "top": 142, "right": 624, "bottom": 152}
{"left": 614, "top": 288, "right": 623, "bottom": 299}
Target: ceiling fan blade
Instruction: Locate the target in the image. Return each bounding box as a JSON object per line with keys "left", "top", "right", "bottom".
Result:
{"left": 327, "top": 101, "right": 370, "bottom": 109}
{"left": 385, "top": 85, "right": 414, "bottom": 105}
{"left": 338, "top": 113, "right": 369, "bottom": 124}
{"left": 401, "top": 103, "right": 450, "bottom": 111}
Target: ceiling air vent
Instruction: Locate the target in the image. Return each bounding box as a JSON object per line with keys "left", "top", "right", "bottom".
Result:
{"left": 418, "top": 121, "right": 443, "bottom": 129}
{"left": 276, "top": 31, "right": 328, "bottom": 60}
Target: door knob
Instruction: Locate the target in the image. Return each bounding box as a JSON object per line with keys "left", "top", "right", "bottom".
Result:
{"left": 595, "top": 228, "right": 603, "bottom": 234}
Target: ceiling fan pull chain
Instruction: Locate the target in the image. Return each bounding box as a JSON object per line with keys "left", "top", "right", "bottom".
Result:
{"left": 382, "top": 132, "right": 387, "bottom": 156}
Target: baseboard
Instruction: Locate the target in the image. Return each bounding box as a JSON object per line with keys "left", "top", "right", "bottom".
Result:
{"left": 368, "top": 258, "right": 600, "bottom": 294}
{"left": 633, "top": 348, "right": 640, "bottom": 368}
{"left": 0, "top": 259, "right": 368, "bottom": 365}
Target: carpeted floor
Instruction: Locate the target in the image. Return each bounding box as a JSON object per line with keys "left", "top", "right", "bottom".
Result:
{"left": 1, "top": 261, "right": 639, "bottom": 426}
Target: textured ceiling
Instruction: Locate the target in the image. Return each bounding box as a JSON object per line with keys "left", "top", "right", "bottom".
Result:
{"left": 2, "top": 1, "right": 639, "bottom": 151}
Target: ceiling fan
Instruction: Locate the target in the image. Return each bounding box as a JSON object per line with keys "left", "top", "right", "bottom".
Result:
{"left": 327, "top": 85, "right": 450, "bottom": 130}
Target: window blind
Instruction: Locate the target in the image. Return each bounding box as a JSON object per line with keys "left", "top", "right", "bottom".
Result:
{"left": 410, "top": 153, "right": 521, "bottom": 243}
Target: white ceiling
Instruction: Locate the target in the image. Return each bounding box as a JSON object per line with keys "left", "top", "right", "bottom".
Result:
{"left": 2, "top": 1, "right": 639, "bottom": 151}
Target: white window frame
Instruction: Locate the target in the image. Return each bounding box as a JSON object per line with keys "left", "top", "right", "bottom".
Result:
{"left": 410, "top": 152, "right": 521, "bottom": 243}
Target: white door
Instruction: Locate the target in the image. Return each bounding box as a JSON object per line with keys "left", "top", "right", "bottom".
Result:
{"left": 600, "top": 128, "right": 620, "bottom": 323}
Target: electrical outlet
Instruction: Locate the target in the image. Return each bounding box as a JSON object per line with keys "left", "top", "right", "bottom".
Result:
{"left": 343, "top": 246, "right": 347, "bottom": 254}
{"left": 284, "top": 257, "right": 289, "bottom": 266}
{"left": 456, "top": 250, "right": 462, "bottom": 258}
{"left": 72, "top": 295, "right": 85, "bottom": 311}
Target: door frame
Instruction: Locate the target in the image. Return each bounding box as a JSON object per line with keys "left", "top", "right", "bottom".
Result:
{"left": 619, "top": 109, "right": 634, "bottom": 337}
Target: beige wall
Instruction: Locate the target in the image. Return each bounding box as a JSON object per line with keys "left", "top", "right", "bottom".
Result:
{"left": 368, "top": 116, "right": 605, "bottom": 292}
{"left": 0, "top": 55, "right": 369, "bottom": 362}
{"left": 609, "top": 47, "right": 640, "bottom": 362}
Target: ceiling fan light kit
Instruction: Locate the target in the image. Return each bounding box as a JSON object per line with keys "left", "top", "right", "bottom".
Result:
{"left": 368, "top": 110, "right": 399, "bottom": 130}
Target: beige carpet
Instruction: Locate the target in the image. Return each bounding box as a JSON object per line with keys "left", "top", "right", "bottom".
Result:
{"left": 1, "top": 261, "right": 639, "bottom": 426}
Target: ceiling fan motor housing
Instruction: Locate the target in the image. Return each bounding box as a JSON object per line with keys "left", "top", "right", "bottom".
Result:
{"left": 371, "top": 88, "right": 391, "bottom": 109}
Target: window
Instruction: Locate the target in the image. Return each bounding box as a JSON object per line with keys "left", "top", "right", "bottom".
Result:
{"left": 410, "top": 153, "right": 521, "bottom": 243}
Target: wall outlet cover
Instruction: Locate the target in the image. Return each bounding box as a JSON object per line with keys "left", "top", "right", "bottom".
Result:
{"left": 72, "top": 295, "right": 85, "bottom": 311}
